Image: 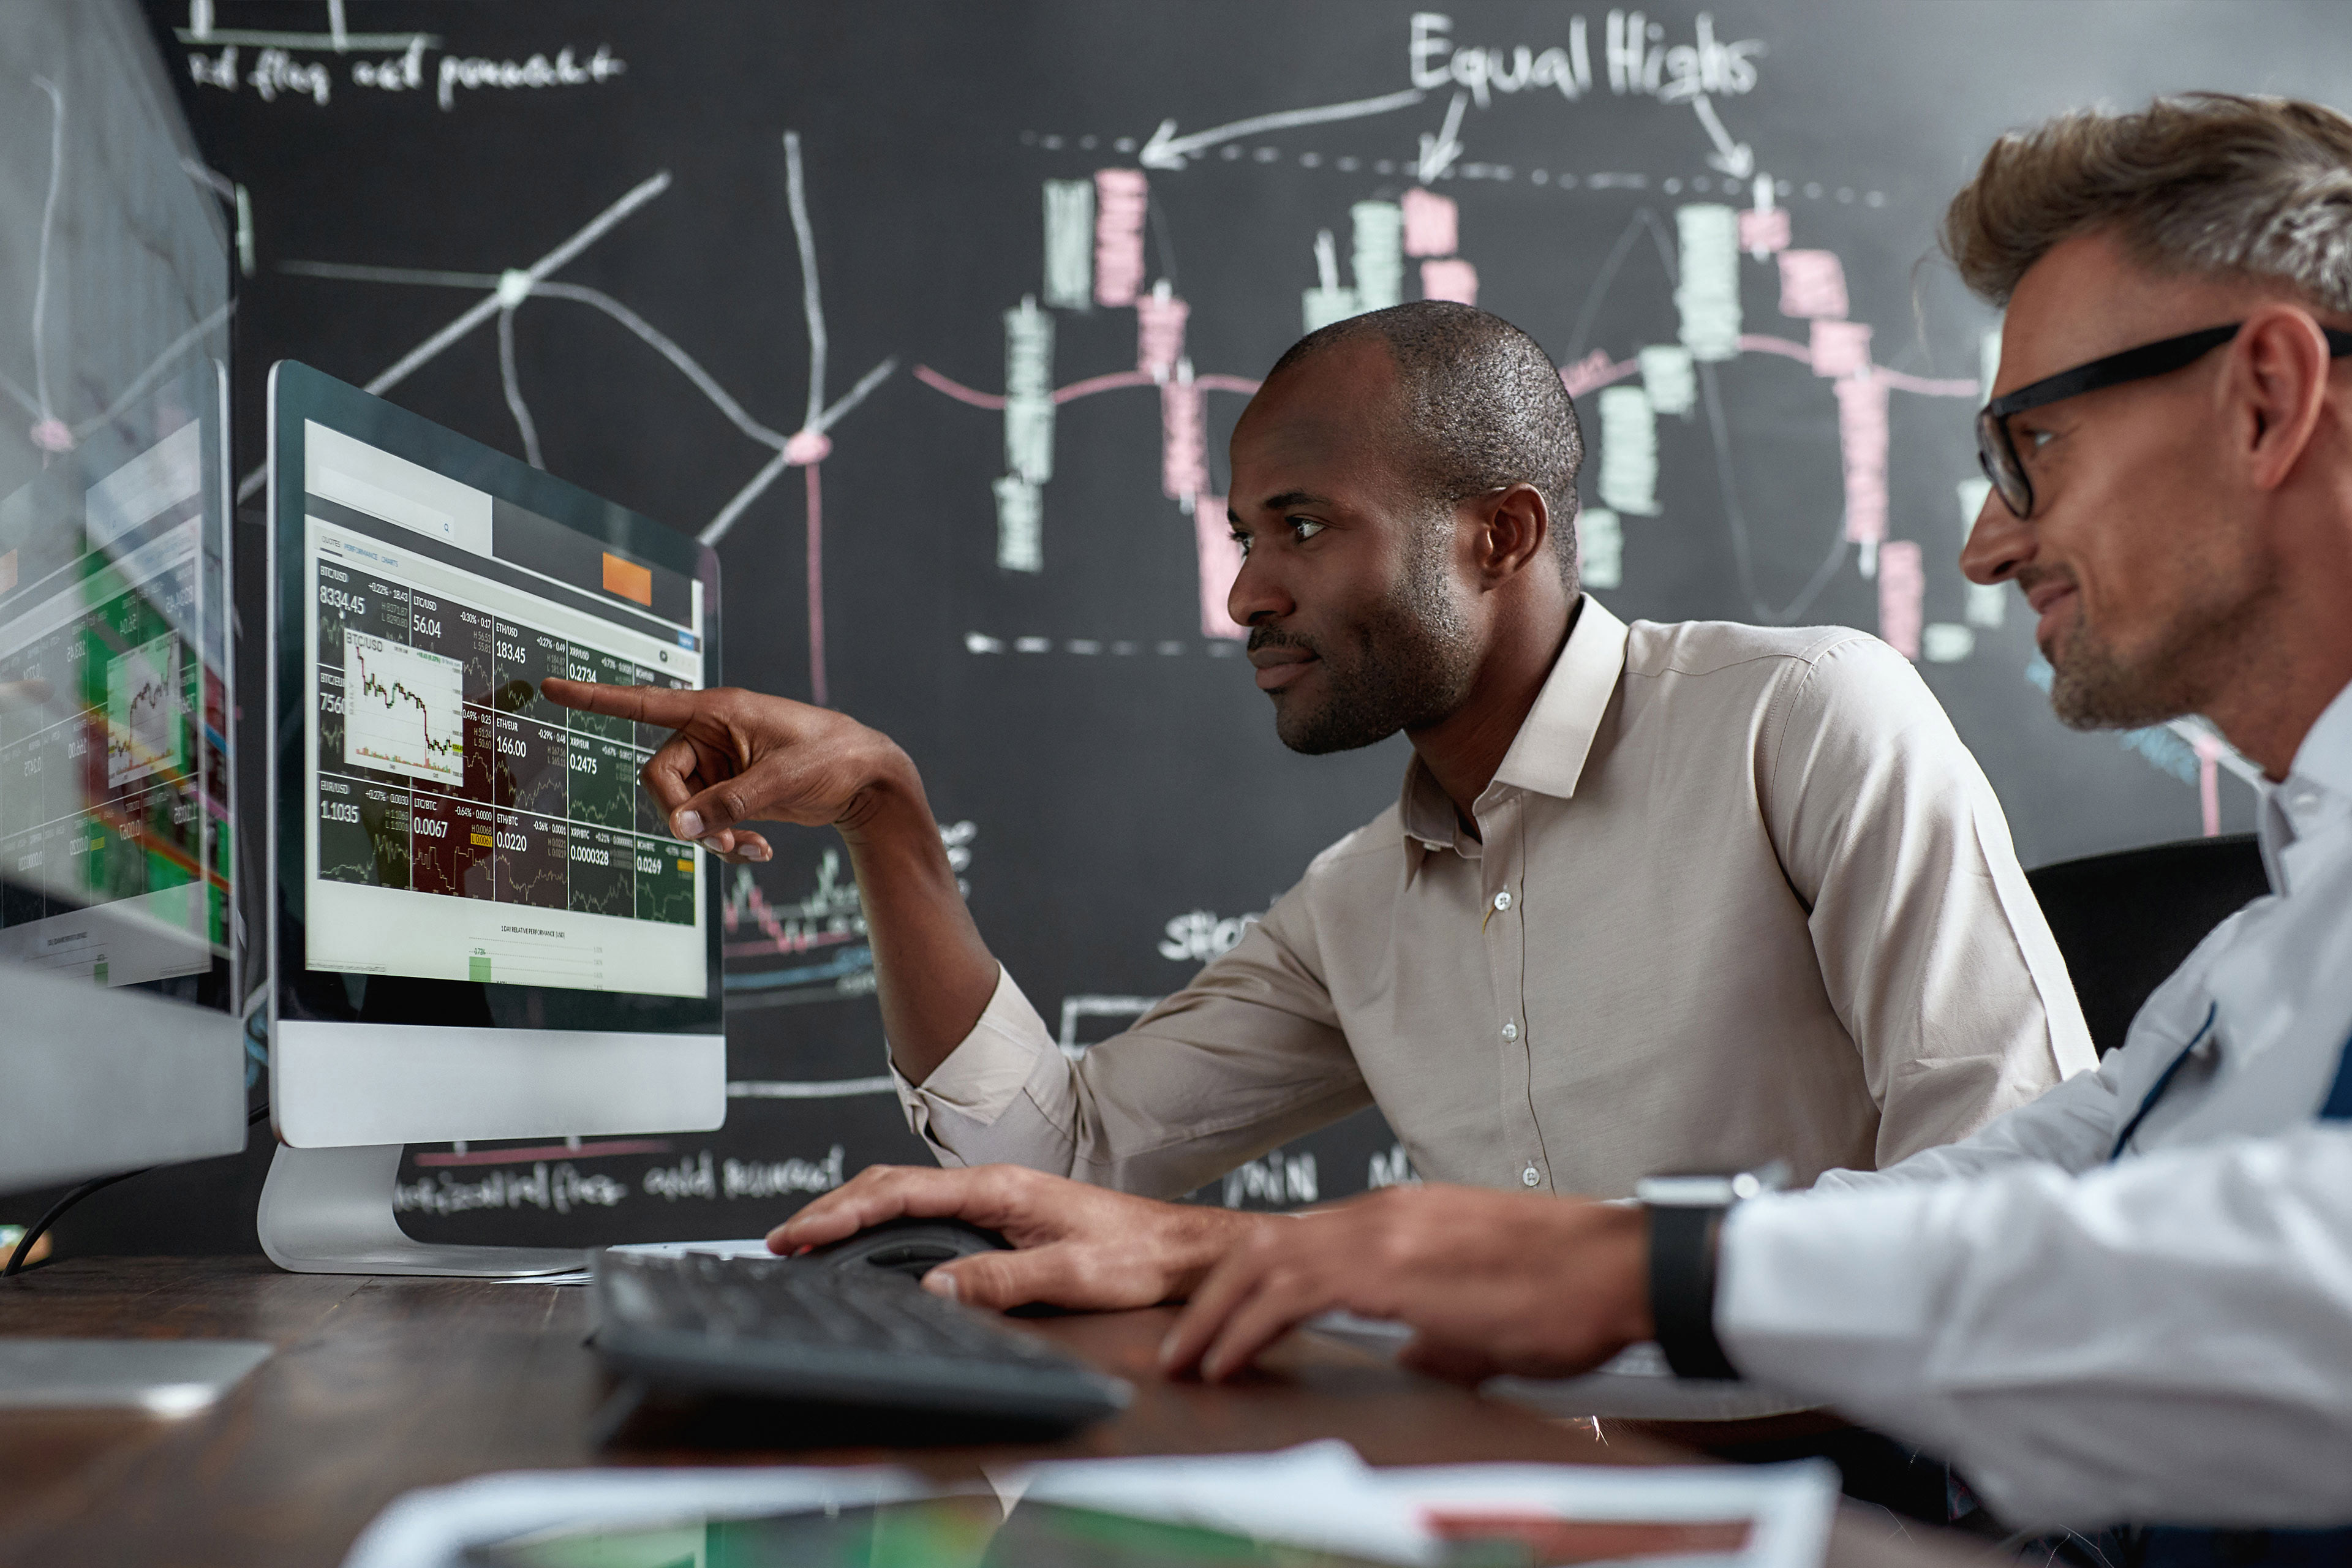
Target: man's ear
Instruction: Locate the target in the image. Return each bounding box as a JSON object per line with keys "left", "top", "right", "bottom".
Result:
{"left": 1474, "top": 483, "right": 1551, "bottom": 584}
{"left": 2232, "top": 304, "right": 2335, "bottom": 494}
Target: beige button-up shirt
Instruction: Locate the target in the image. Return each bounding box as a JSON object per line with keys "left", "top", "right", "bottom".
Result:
{"left": 894, "top": 597, "right": 2094, "bottom": 1199}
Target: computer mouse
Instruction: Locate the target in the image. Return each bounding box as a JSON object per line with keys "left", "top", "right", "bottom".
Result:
{"left": 801, "top": 1216, "right": 1012, "bottom": 1280}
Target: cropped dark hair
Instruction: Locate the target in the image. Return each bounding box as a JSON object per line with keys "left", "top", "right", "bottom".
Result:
{"left": 1267, "top": 301, "right": 1583, "bottom": 582}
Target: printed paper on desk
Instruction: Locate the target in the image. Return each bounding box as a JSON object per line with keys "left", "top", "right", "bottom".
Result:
{"left": 341, "top": 1466, "right": 928, "bottom": 1568}
{"left": 1384, "top": 1458, "right": 1839, "bottom": 1568}
{"left": 1010, "top": 1441, "right": 1430, "bottom": 1564}
{"left": 1004, "top": 1439, "right": 1839, "bottom": 1568}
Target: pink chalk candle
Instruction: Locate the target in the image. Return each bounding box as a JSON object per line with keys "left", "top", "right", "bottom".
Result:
{"left": 1810, "top": 318, "right": 1873, "bottom": 379}
{"left": 1401, "top": 187, "right": 1459, "bottom": 258}
{"left": 1419, "top": 258, "right": 1479, "bottom": 306}
{"left": 1777, "top": 249, "right": 1849, "bottom": 320}
{"left": 1094, "top": 169, "right": 1148, "bottom": 308}
{"left": 1136, "top": 290, "right": 1189, "bottom": 380}
{"left": 1739, "top": 207, "right": 1791, "bottom": 257}
{"left": 1195, "top": 496, "right": 1247, "bottom": 640}
{"left": 1161, "top": 378, "right": 1207, "bottom": 501}
{"left": 1877, "top": 540, "right": 1924, "bottom": 660}
{"left": 1835, "top": 374, "right": 1891, "bottom": 546}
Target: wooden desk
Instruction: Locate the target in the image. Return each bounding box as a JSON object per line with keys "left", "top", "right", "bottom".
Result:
{"left": 0, "top": 1258, "right": 1986, "bottom": 1568}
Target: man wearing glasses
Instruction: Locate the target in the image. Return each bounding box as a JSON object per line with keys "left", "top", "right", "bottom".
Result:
{"left": 1153, "top": 93, "right": 2352, "bottom": 1555}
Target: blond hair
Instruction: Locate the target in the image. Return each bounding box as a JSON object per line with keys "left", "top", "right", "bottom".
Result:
{"left": 1944, "top": 92, "right": 2352, "bottom": 314}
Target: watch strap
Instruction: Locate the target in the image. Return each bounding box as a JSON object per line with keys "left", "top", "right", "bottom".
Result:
{"left": 1648, "top": 1202, "right": 1740, "bottom": 1380}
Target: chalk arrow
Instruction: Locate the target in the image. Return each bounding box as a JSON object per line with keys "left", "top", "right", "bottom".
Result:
{"left": 1416, "top": 91, "right": 1468, "bottom": 184}
{"left": 1137, "top": 87, "right": 1428, "bottom": 169}
{"left": 1693, "top": 94, "right": 1754, "bottom": 179}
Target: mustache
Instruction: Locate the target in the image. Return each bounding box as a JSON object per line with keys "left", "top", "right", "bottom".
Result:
{"left": 1246, "top": 624, "right": 1321, "bottom": 658}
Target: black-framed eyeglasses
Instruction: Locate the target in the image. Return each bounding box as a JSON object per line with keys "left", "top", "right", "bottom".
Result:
{"left": 1975, "top": 321, "right": 2352, "bottom": 519}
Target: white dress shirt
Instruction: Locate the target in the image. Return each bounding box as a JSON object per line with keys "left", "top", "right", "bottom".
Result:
{"left": 895, "top": 597, "right": 2090, "bottom": 1200}
{"left": 1719, "top": 679, "right": 2352, "bottom": 1531}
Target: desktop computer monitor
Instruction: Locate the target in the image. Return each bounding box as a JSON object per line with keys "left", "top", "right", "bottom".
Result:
{"left": 0, "top": 360, "right": 246, "bottom": 1200}
{"left": 260, "top": 361, "right": 725, "bottom": 1275}
{"left": 0, "top": 0, "right": 244, "bottom": 1210}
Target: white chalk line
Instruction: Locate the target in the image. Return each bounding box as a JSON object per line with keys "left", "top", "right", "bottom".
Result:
{"left": 29, "top": 75, "right": 65, "bottom": 423}
{"left": 180, "top": 156, "right": 236, "bottom": 202}
{"left": 531, "top": 281, "right": 792, "bottom": 450}
{"left": 496, "top": 306, "right": 543, "bottom": 469}
{"left": 265, "top": 141, "right": 894, "bottom": 554}
{"left": 1140, "top": 86, "right": 1429, "bottom": 166}
{"left": 699, "top": 447, "right": 794, "bottom": 547}
{"left": 0, "top": 368, "right": 38, "bottom": 421}
{"left": 811, "top": 355, "right": 896, "bottom": 437}
{"left": 74, "top": 301, "right": 235, "bottom": 440}
{"left": 1416, "top": 90, "right": 1468, "bottom": 184}
{"left": 173, "top": 28, "right": 439, "bottom": 50}
{"left": 696, "top": 354, "right": 892, "bottom": 546}
{"left": 240, "top": 170, "right": 675, "bottom": 500}
{"left": 1700, "top": 358, "right": 1849, "bottom": 626}
{"left": 726, "top": 1076, "right": 896, "bottom": 1099}
{"left": 281, "top": 260, "right": 501, "bottom": 288}
{"left": 13, "top": 85, "right": 228, "bottom": 447}
{"left": 783, "top": 131, "right": 827, "bottom": 433}
{"left": 369, "top": 169, "right": 673, "bottom": 399}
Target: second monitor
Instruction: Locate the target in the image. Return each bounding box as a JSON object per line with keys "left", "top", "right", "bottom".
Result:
{"left": 262, "top": 361, "right": 726, "bottom": 1275}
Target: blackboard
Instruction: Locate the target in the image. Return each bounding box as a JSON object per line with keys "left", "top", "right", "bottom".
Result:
{"left": 111, "top": 0, "right": 2351, "bottom": 1251}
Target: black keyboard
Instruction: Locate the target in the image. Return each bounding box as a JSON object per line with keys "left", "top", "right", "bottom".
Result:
{"left": 590, "top": 1249, "right": 1131, "bottom": 1430}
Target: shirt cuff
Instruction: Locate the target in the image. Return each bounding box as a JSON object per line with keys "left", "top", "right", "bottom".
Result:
{"left": 1714, "top": 1184, "right": 1954, "bottom": 1400}
{"left": 890, "top": 963, "right": 1057, "bottom": 1139}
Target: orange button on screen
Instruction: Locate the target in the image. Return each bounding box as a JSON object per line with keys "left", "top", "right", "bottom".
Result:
{"left": 601, "top": 552, "right": 652, "bottom": 606}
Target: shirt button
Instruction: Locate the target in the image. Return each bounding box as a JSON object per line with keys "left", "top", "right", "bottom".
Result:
{"left": 1493, "top": 889, "right": 1513, "bottom": 911}
{"left": 1501, "top": 1020, "right": 1520, "bottom": 1042}
{"left": 1521, "top": 1166, "right": 1541, "bottom": 1187}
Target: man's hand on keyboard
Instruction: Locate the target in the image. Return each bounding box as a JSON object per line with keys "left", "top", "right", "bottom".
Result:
{"left": 767, "top": 1164, "right": 1274, "bottom": 1312}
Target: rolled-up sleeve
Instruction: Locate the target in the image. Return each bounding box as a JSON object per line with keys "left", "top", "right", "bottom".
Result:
{"left": 1766, "top": 636, "right": 2098, "bottom": 1166}
{"left": 892, "top": 890, "right": 1373, "bottom": 1197}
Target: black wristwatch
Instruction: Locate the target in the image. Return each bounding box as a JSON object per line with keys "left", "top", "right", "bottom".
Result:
{"left": 1635, "top": 1161, "right": 1787, "bottom": 1381}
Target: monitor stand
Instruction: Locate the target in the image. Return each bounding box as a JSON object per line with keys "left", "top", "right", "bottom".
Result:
{"left": 257, "top": 1144, "right": 588, "bottom": 1277}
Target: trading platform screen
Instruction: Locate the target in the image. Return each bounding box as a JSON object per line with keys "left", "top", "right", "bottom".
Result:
{"left": 0, "top": 415, "right": 230, "bottom": 987}
{"left": 301, "top": 421, "right": 707, "bottom": 998}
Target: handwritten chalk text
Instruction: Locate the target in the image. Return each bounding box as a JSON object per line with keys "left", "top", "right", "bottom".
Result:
{"left": 1409, "top": 12, "right": 1760, "bottom": 108}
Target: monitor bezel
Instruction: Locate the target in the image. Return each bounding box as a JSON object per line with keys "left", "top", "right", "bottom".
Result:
{"left": 266, "top": 360, "right": 725, "bottom": 1048}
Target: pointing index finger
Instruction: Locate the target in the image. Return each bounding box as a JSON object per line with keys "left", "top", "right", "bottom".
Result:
{"left": 539, "top": 677, "right": 703, "bottom": 729}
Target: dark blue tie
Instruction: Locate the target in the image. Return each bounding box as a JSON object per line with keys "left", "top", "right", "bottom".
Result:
{"left": 2320, "top": 1027, "right": 2352, "bottom": 1120}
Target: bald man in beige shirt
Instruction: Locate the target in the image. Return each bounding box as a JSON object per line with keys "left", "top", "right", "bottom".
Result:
{"left": 555, "top": 301, "right": 2089, "bottom": 1300}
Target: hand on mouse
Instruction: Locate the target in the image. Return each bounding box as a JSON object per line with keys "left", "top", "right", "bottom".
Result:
{"left": 767, "top": 1163, "right": 1277, "bottom": 1313}
{"left": 1157, "top": 1184, "right": 1654, "bottom": 1385}
{"left": 538, "top": 680, "right": 907, "bottom": 864}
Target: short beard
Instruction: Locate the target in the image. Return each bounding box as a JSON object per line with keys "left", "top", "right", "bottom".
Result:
{"left": 2044, "top": 576, "right": 2267, "bottom": 733}
{"left": 1259, "top": 528, "right": 1481, "bottom": 755}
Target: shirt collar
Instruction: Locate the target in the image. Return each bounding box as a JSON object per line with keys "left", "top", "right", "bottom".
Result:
{"left": 2257, "top": 678, "right": 2352, "bottom": 891}
{"left": 1398, "top": 595, "right": 1632, "bottom": 861}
